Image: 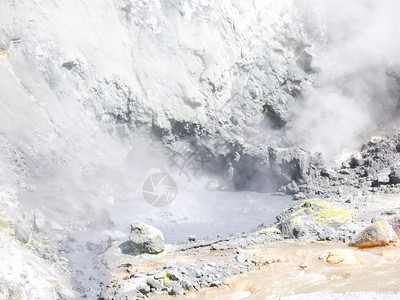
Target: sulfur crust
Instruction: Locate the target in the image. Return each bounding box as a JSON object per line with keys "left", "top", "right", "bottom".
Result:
{"left": 290, "top": 199, "right": 353, "bottom": 225}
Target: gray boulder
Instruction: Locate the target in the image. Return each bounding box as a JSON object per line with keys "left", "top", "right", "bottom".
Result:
{"left": 278, "top": 215, "right": 336, "bottom": 241}
{"left": 129, "top": 221, "right": 165, "bottom": 254}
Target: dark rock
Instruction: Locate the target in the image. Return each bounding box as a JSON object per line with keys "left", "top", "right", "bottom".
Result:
{"left": 389, "top": 169, "right": 400, "bottom": 185}
{"left": 61, "top": 60, "right": 76, "bottom": 70}
{"left": 188, "top": 235, "right": 196, "bottom": 242}
{"left": 169, "top": 272, "right": 181, "bottom": 281}
{"left": 350, "top": 152, "right": 364, "bottom": 167}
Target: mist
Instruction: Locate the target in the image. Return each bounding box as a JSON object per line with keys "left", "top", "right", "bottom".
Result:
{"left": 291, "top": 0, "right": 400, "bottom": 163}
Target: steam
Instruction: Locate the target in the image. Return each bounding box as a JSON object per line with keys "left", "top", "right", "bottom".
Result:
{"left": 291, "top": 0, "right": 400, "bottom": 164}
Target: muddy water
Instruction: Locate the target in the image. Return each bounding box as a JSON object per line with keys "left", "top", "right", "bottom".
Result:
{"left": 152, "top": 242, "right": 400, "bottom": 299}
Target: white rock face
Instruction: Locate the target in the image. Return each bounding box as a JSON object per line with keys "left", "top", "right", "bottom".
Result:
{"left": 129, "top": 221, "right": 165, "bottom": 254}
{"left": 0, "top": 186, "right": 77, "bottom": 299}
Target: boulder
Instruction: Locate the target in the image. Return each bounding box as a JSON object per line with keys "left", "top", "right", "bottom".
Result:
{"left": 278, "top": 215, "right": 336, "bottom": 241}
{"left": 349, "top": 221, "right": 398, "bottom": 248}
{"left": 319, "top": 249, "right": 363, "bottom": 266}
{"left": 129, "top": 221, "right": 165, "bottom": 254}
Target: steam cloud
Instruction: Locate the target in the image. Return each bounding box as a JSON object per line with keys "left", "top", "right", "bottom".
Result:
{"left": 291, "top": 0, "right": 400, "bottom": 163}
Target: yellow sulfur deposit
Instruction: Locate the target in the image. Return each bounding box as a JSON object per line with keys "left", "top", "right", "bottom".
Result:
{"left": 0, "top": 49, "right": 7, "bottom": 57}
{"left": 291, "top": 199, "right": 353, "bottom": 225}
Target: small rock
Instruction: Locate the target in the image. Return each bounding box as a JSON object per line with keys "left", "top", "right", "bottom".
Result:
{"left": 154, "top": 272, "right": 165, "bottom": 280}
{"left": 193, "top": 269, "right": 203, "bottom": 278}
{"left": 61, "top": 60, "right": 76, "bottom": 70}
{"left": 235, "top": 252, "right": 248, "bottom": 263}
{"left": 146, "top": 277, "right": 158, "bottom": 289}
{"left": 349, "top": 221, "right": 398, "bottom": 248}
{"left": 389, "top": 169, "right": 400, "bottom": 185}
{"left": 207, "top": 262, "right": 217, "bottom": 267}
{"left": 210, "top": 281, "right": 222, "bottom": 287}
{"left": 299, "top": 262, "right": 310, "bottom": 270}
{"left": 320, "top": 249, "right": 363, "bottom": 265}
{"left": 181, "top": 280, "right": 195, "bottom": 291}
{"left": 342, "top": 161, "right": 351, "bottom": 169}
{"left": 188, "top": 235, "right": 196, "bottom": 242}
{"left": 169, "top": 272, "right": 181, "bottom": 281}
{"left": 321, "top": 169, "right": 335, "bottom": 178}
{"left": 301, "top": 201, "right": 313, "bottom": 208}
{"left": 396, "top": 143, "right": 400, "bottom": 153}
{"left": 350, "top": 152, "right": 364, "bottom": 168}
{"left": 368, "top": 136, "right": 383, "bottom": 146}
{"left": 138, "top": 285, "right": 150, "bottom": 294}
{"left": 338, "top": 169, "right": 351, "bottom": 175}
{"left": 371, "top": 217, "right": 385, "bottom": 223}
{"left": 293, "top": 193, "right": 307, "bottom": 200}
{"left": 129, "top": 221, "right": 165, "bottom": 254}
{"left": 169, "top": 284, "right": 184, "bottom": 296}
{"left": 373, "top": 172, "right": 390, "bottom": 186}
